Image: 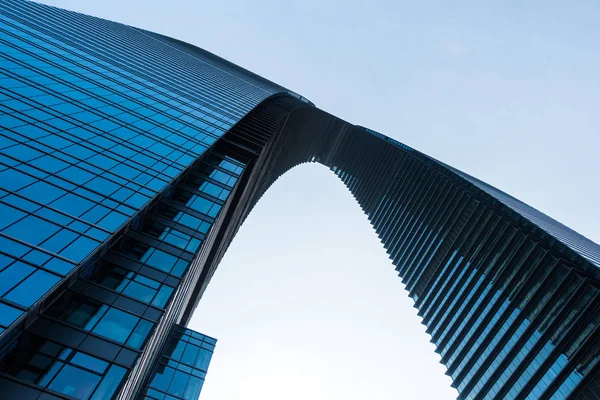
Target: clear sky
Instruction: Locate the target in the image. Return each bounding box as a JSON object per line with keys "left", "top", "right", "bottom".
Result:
{"left": 36, "top": 1, "right": 600, "bottom": 399}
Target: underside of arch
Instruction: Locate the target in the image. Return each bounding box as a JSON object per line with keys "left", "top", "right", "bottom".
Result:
{"left": 173, "top": 95, "right": 599, "bottom": 400}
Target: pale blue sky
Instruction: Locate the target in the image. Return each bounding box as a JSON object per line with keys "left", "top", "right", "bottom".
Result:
{"left": 36, "top": 1, "right": 600, "bottom": 398}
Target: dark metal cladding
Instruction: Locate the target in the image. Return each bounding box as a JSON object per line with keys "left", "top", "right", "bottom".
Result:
{"left": 0, "top": 1, "right": 598, "bottom": 399}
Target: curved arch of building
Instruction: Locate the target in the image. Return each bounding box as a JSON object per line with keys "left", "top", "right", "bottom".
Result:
{"left": 171, "top": 95, "right": 600, "bottom": 400}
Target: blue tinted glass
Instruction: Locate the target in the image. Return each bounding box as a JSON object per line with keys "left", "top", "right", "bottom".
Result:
{"left": 18, "top": 181, "right": 67, "bottom": 205}
{"left": 81, "top": 204, "right": 111, "bottom": 224}
{"left": 36, "top": 207, "right": 74, "bottom": 226}
{"left": 194, "top": 348, "right": 213, "bottom": 371}
{"left": 185, "top": 237, "right": 202, "bottom": 253}
{"left": 4, "top": 215, "right": 60, "bottom": 246}
{"left": 135, "top": 274, "right": 160, "bottom": 289}
{"left": 188, "top": 196, "right": 213, "bottom": 215}
{"left": 147, "top": 388, "right": 166, "bottom": 400}
{"left": 23, "top": 249, "right": 52, "bottom": 266}
{"left": 51, "top": 193, "right": 95, "bottom": 216}
{"left": 71, "top": 352, "right": 108, "bottom": 374}
{"left": 41, "top": 229, "right": 78, "bottom": 254}
{"left": 159, "top": 227, "right": 191, "bottom": 250}
{"left": 0, "top": 302, "right": 23, "bottom": 327}
{"left": 58, "top": 165, "right": 94, "bottom": 184}
{"left": 60, "top": 235, "right": 99, "bottom": 262}
{"left": 184, "top": 376, "right": 203, "bottom": 400}
{"left": 181, "top": 344, "right": 199, "bottom": 366}
{"left": 0, "top": 168, "right": 36, "bottom": 191}
{"left": 208, "top": 203, "right": 221, "bottom": 218}
{"left": 199, "top": 183, "right": 221, "bottom": 198}
{"left": 98, "top": 211, "right": 128, "bottom": 231}
{"left": 3, "top": 193, "right": 39, "bottom": 212}
{"left": 126, "top": 319, "right": 153, "bottom": 349}
{"left": 170, "top": 341, "right": 186, "bottom": 362}
{"left": 0, "top": 203, "right": 26, "bottom": 230}
{"left": 151, "top": 366, "right": 175, "bottom": 391}
{"left": 38, "top": 362, "right": 63, "bottom": 388}
{"left": 48, "top": 364, "right": 101, "bottom": 399}
{"left": 171, "top": 259, "right": 189, "bottom": 277}
{"left": 168, "top": 370, "right": 189, "bottom": 397}
{"left": 123, "top": 281, "right": 155, "bottom": 303}
{"left": 151, "top": 286, "right": 174, "bottom": 308}
{"left": 145, "top": 249, "right": 177, "bottom": 273}
{"left": 92, "top": 308, "right": 138, "bottom": 344}
{"left": 0, "top": 261, "right": 34, "bottom": 296}
{"left": 4, "top": 270, "right": 61, "bottom": 307}
{"left": 90, "top": 365, "right": 127, "bottom": 400}
{"left": 45, "top": 257, "right": 75, "bottom": 275}
{"left": 0, "top": 254, "right": 15, "bottom": 271}
{"left": 79, "top": 304, "right": 108, "bottom": 330}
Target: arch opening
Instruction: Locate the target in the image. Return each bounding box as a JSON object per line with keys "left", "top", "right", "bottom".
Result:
{"left": 179, "top": 99, "right": 600, "bottom": 400}
{"left": 190, "top": 163, "right": 458, "bottom": 399}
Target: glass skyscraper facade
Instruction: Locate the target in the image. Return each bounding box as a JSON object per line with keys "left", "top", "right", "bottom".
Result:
{"left": 0, "top": 1, "right": 598, "bottom": 399}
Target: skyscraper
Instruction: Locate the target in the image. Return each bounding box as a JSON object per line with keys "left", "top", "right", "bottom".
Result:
{"left": 0, "top": 0, "right": 598, "bottom": 399}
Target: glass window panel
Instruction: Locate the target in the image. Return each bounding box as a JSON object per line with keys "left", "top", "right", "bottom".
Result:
{"left": 0, "top": 203, "right": 26, "bottom": 230}
{"left": 71, "top": 352, "right": 108, "bottom": 374}
{"left": 170, "top": 341, "right": 186, "bottom": 362}
{"left": 0, "top": 261, "right": 34, "bottom": 296}
{"left": 200, "top": 182, "right": 225, "bottom": 199}
{"left": 4, "top": 269, "right": 61, "bottom": 307}
{"left": 167, "top": 370, "right": 189, "bottom": 397}
{"left": 159, "top": 227, "right": 191, "bottom": 249}
{"left": 41, "top": 228, "right": 78, "bottom": 253}
{"left": 126, "top": 319, "right": 153, "bottom": 349}
{"left": 87, "top": 176, "right": 119, "bottom": 196}
{"left": 187, "top": 195, "right": 213, "bottom": 215}
{"left": 80, "top": 304, "right": 108, "bottom": 330}
{"left": 38, "top": 361, "right": 64, "bottom": 387}
{"left": 183, "top": 375, "right": 203, "bottom": 400}
{"left": 50, "top": 193, "right": 95, "bottom": 217}
{"left": 30, "top": 155, "right": 69, "bottom": 173}
{"left": 3, "top": 193, "right": 40, "bottom": 212}
{"left": 4, "top": 215, "right": 61, "bottom": 246}
{"left": 0, "top": 254, "right": 15, "bottom": 270}
{"left": 150, "top": 366, "right": 175, "bottom": 391}
{"left": 171, "top": 259, "right": 189, "bottom": 277}
{"left": 23, "top": 249, "right": 52, "bottom": 266}
{"left": 58, "top": 165, "right": 95, "bottom": 184}
{"left": 45, "top": 257, "right": 75, "bottom": 275}
{"left": 125, "top": 192, "right": 150, "bottom": 208}
{"left": 208, "top": 203, "right": 221, "bottom": 218}
{"left": 123, "top": 281, "right": 155, "bottom": 304}
{"left": 151, "top": 285, "right": 174, "bottom": 309}
{"left": 81, "top": 204, "right": 111, "bottom": 224}
{"left": 134, "top": 274, "right": 160, "bottom": 289}
{"left": 90, "top": 365, "right": 127, "bottom": 400}
{"left": 92, "top": 307, "right": 138, "bottom": 344}
{"left": 98, "top": 211, "right": 128, "bottom": 231}
{"left": 29, "top": 353, "right": 54, "bottom": 371}
{"left": 48, "top": 364, "right": 101, "bottom": 399}
{"left": 194, "top": 348, "right": 213, "bottom": 371}
{"left": 18, "top": 180, "right": 67, "bottom": 205}
{"left": 181, "top": 344, "right": 199, "bottom": 366}
{"left": 36, "top": 207, "right": 74, "bottom": 226}
{"left": 86, "top": 227, "right": 109, "bottom": 242}
{"left": 145, "top": 249, "right": 177, "bottom": 274}
{"left": 4, "top": 144, "right": 44, "bottom": 162}
{"left": 0, "top": 301, "right": 23, "bottom": 327}
{"left": 146, "top": 388, "right": 166, "bottom": 400}
{"left": 59, "top": 235, "right": 99, "bottom": 263}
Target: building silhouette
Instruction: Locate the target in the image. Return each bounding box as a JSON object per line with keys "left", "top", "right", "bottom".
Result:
{"left": 0, "top": 0, "right": 598, "bottom": 399}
